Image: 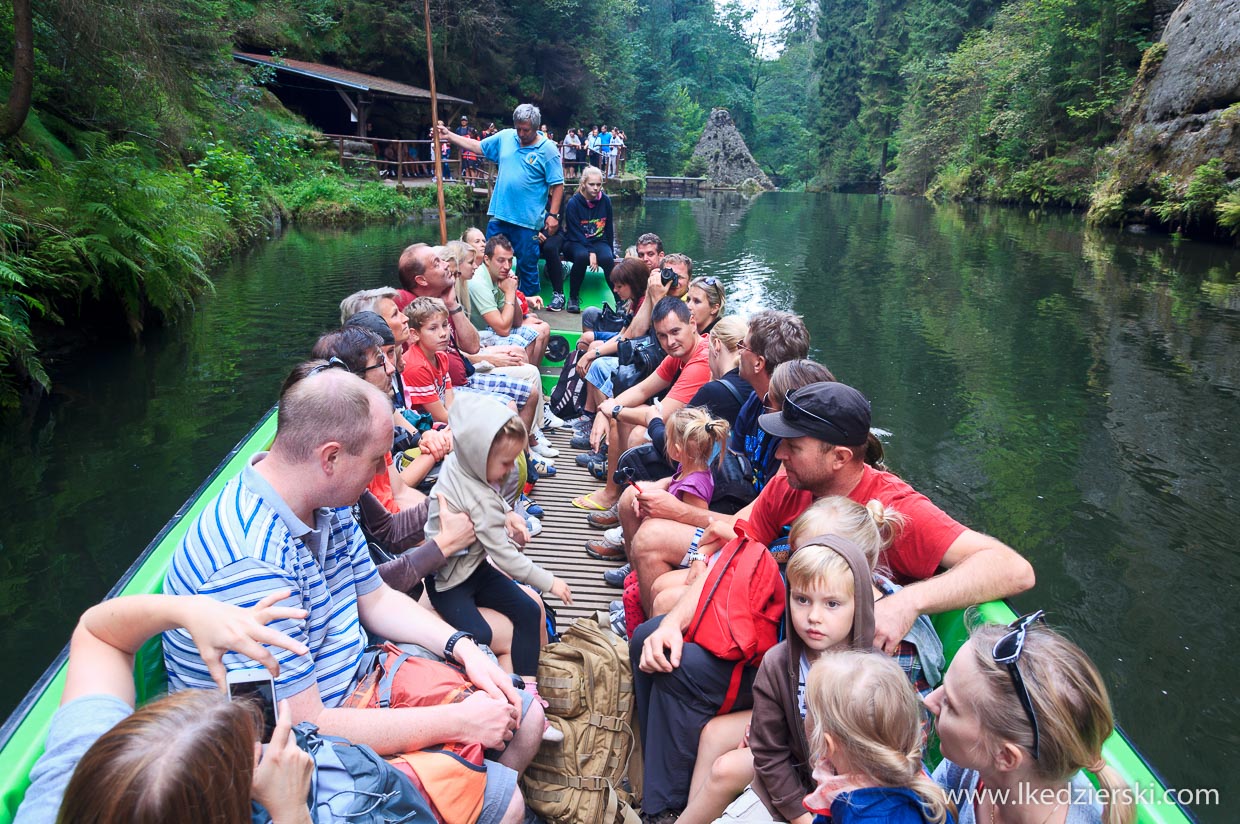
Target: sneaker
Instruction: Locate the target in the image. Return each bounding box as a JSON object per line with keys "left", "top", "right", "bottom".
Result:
{"left": 575, "top": 449, "right": 606, "bottom": 468}
{"left": 543, "top": 408, "right": 568, "bottom": 430}
{"left": 603, "top": 562, "right": 631, "bottom": 588}
{"left": 519, "top": 495, "right": 544, "bottom": 518}
{"left": 532, "top": 428, "right": 560, "bottom": 458}
{"left": 603, "top": 526, "right": 623, "bottom": 543}
{"left": 609, "top": 599, "right": 623, "bottom": 612}
{"left": 529, "top": 455, "right": 557, "bottom": 476}
{"left": 588, "top": 460, "right": 608, "bottom": 481}
{"left": 587, "top": 506, "right": 620, "bottom": 529}
{"left": 549, "top": 292, "right": 566, "bottom": 312}
{"left": 609, "top": 601, "right": 627, "bottom": 638}
{"left": 585, "top": 533, "right": 625, "bottom": 560}
{"left": 524, "top": 514, "right": 543, "bottom": 538}
{"left": 566, "top": 414, "right": 592, "bottom": 429}
{"left": 567, "top": 297, "right": 581, "bottom": 314}
{"left": 570, "top": 429, "right": 595, "bottom": 450}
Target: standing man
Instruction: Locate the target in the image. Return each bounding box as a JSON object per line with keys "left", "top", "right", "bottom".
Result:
{"left": 439, "top": 104, "right": 564, "bottom": 297}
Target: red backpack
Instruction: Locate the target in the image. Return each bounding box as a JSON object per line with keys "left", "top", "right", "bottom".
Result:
{"left": 683, "top": 521, "right": 786, "bottom": 714}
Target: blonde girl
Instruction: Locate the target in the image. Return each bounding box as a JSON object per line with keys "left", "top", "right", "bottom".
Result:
{"left": 924, "top": 615, "right": 1134, "bottom": 824}
{"left": 664, "top": 407, "right": 731, "bottom": 509}
{"left": 679, "top": 497, "right": 945, "bottom": 824}
{"left": 440, "top": 240, "right": 477, "bottom": 317}
{"left": 802, "top": 651, "right": 955, "bottom": 824}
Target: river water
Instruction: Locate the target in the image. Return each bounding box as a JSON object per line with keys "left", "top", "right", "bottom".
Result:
{"left": 0, "top": 193, "right": 1236, "bottom": 817}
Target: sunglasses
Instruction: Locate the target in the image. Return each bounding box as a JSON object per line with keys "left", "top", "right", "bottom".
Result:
{"left": 308, "top": 357, "right": 350, "bottom": 377}
{"left": 992, "top": 609, "right": 1047, "bottom": 761}
{"left": 783, "top": 390, "right": 851, "bottom": 443}
{"left": 693, "top": 276, "right": 720, "bottom": 288}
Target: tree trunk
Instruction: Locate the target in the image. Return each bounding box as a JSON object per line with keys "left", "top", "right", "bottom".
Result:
{"left": 0, "top": 0, "right": 34, "bottom": 139}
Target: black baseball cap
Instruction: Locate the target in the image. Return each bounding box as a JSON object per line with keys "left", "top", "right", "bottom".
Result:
{"left": 758, "top": 381, "right": 871, "bottom": 446}
{"left": 344, "top": 310, "right": 396, "bottom": 346}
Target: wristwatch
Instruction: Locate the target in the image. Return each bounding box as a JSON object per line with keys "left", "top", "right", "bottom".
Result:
{"left": 449, "top": 305, "right": 464, "bottom": 315}
{"left": 611, "top": 404, "right": 623, "bottom": 421}
{"left": 686, "top": 550, "right": 707, "bottom": 565}
{"left": 443, "top": 630, "right": 475, "bottom": 662}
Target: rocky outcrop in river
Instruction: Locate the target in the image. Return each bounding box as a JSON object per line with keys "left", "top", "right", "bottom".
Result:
{"left": 1090, "top": 0, "right": 1240, "bottom": 225}
{"left": 690, "top": 109, "right": 774, "bottom": 192}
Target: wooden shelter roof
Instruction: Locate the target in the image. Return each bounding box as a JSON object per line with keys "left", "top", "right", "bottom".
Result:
{"left": 233, "top": 52, "right": 472, "bottom": 105}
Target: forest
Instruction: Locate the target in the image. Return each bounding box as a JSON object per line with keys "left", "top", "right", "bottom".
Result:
{"left": 0, "top": 0, "right": 1234, "bottom": 405}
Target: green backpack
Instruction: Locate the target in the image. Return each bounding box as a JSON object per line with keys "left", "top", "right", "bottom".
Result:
{"left": 523, "top": 613, "right": 643, "bottom": 824}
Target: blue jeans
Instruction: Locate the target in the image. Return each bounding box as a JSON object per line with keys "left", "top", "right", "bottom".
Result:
{"left": 487, "top": 219, "right": 541, "bottom": 296}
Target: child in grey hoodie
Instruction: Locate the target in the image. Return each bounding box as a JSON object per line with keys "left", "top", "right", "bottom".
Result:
{"left": 424, "top": 392, "right": 573, "bottom": 697}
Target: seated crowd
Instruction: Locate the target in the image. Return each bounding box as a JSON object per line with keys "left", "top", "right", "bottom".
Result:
{"left": 15, "top": 226, "right": 1137, "bottom": 824}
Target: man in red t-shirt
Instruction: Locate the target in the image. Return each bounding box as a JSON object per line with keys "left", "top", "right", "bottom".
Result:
{"left": 639, "top": 380, "right": 1036, "bottom": 665}
{"left": 573, "top": 298, "right": 712, "bottom": 517}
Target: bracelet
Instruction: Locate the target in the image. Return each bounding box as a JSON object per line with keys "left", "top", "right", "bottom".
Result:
{"left": 443, "top": 630, "right": 475, "bottom": 662}
{"left": 449, "top": 305, "right": 464, "bottom": 315}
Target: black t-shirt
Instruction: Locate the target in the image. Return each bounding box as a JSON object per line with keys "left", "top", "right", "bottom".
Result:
{"left": 688, "top": 368, "right": 754, "bottom": 424}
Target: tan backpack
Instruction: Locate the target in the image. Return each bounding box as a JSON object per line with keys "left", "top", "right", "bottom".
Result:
{"left": 523, "top": 613, "right": 643, "bottom": 824}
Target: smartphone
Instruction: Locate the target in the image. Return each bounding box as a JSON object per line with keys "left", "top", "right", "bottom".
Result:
{"left": 226, "top": 668, "right": 278, "bottom": 741}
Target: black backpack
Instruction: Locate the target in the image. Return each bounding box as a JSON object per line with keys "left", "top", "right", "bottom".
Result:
{"left": 549, "top": 350, "right": 590, "bottom": 419}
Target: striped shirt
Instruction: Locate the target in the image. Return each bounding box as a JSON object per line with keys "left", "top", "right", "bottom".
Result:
{"left": 162, "top": 453, "right": 381, "bottom": 707}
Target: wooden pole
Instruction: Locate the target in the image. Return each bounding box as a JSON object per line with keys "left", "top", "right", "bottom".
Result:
{"left": 424, "top": 0, "right": 447, "bottom": 244}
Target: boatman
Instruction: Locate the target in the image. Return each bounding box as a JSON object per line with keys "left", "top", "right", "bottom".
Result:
{"left": 163, "top": 366, "right": 541, "bottom": 824}
{"left": 438, "top": 103, "right": 564, "bottom": 297}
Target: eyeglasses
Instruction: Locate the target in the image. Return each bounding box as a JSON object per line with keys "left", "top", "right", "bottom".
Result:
{"left": 308, "top": 357, "right": 350, "bottom": 377}
{"left": 693, "top": 276, "right": 720, "bottom": 288}
{"left": 358, "top": 352, "right": 389, "bottom": 374}
{"left": 992, "top": 609, "right": 1046, "bottom": 761}
{"left": 736, "top": 340, "right": 751, "bottom": 352}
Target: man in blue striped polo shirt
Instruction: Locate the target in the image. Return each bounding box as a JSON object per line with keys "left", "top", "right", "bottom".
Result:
{"left": 163, "top": 365, "right": 540, "bottom": 824}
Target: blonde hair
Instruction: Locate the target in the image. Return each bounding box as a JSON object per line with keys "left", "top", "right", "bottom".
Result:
{"left": 966, "top": 621, "right": 1135, "bottom": 824}
{"left": 406, "top": 296, "right": 449, "bottom": 330}
{"left": 665, "top": 407, "right": 729, "bottom": 469}
{"left": 578, "top": 165, "right": 604, "bottom": 194}
{"left": 490, "top": 416, "right": 528, "bottom": 454}
{"left": 806, "top": 652, "right": 952, "bottom": 824}
{"left": 788, "top": 497, "right": 905, "bottom": 577}
{"left": 442, "top": 240, "right": 475, "bottom": 273}
{"left": 708, "top": 315, "right": 747, "bottom": 353}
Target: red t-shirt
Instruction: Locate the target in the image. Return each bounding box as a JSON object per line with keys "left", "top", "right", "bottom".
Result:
{"left": 745, "top": 465, "right": 968, "bottom": 584}
{"left": 367, "top": 453, "right": 399, "bottom": 514}
{"left": 653, "top": 336, "right": 711, "bottom": 405}
{"left": 402, "top": 345, "right": 452, "bottom": 408}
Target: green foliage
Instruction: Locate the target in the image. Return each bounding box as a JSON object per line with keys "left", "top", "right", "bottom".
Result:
{"left": 1217, "top": 189, "right": 1240, "bottom": 235}
{"left": 1152, "top": 159, "right": 1232, "bottom": 227}
{"left": 278, "top": 176, "right": 471, "bottom": 225}
{"left": 191, "top": 141, "right": 269, "bottom": 230}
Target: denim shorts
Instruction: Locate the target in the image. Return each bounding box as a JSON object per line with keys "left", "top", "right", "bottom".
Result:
{"left": 586, "top": 356, "right": 619, "bottom": 396}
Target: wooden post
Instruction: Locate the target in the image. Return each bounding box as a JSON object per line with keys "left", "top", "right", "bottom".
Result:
{"left": 397, "top": 140, "right": 404, "bottom": 187}
{"left": 424, "top": 0, "right": 447, "bottom": 244}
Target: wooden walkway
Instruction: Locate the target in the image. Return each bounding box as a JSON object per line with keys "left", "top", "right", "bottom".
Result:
{"left": 522, "top": 427, "right": 623, "bottom": 628}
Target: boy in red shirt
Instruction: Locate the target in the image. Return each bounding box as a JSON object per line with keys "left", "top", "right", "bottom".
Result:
{"left": 402, "top": 297, "right": 455, "bottom": 423}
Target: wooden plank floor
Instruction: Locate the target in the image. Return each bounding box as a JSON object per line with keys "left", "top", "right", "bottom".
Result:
{"left": 522, "top": 427, "right": 624, "bottom": 629}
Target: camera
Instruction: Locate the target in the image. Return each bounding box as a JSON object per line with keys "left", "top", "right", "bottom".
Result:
{"left": 660, "top": 266, "right": 678, "bottom": 287}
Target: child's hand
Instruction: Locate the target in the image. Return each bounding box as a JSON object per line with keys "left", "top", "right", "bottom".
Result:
{"left": 506, "top": 510, "right": 531, "bottom": 546}
{"left": 549, "top": 578, "right": 574, "bottom": 605}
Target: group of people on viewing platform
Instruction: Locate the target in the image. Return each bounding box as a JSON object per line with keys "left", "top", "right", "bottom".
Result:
{"left": 13, "top": 103, "right": 1140, "bottom": 824}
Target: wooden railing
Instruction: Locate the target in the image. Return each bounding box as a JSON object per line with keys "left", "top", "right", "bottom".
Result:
{"left": 323, "top": 133, "right": 631, "bottom": 188}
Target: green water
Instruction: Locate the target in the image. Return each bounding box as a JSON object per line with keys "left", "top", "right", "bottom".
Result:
{"left": 1, "top": 194, "right": 1236, "bottom": 817}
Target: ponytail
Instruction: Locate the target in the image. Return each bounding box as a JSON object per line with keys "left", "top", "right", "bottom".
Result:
{"left": 1092, "top": 762, "right": 1137, "bottom": 824}
{"left": 667, "top": 407, "right": 730, "bottom": 469}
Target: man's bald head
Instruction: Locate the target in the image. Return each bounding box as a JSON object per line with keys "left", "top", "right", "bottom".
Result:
{"left": 274, "top": 364, "right": 391, "bottom": 462}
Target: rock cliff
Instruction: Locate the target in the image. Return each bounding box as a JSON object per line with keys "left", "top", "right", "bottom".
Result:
{"left": 1090, "top": 0, "right": 1240, "bottom": 223}
{"left": 690, "top": 109, "right": 774, "bottom": 191}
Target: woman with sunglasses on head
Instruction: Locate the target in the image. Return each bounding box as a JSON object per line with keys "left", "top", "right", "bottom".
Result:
{"left": 923, "top": 613, "right": 1135, "bottom": 824}
{"left": 686, "top": 276, "right": 725, "bottom": 336}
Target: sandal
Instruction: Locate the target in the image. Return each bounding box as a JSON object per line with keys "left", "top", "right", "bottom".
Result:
{"left": 572, "top": 491, "right": 611, "bottom": 511}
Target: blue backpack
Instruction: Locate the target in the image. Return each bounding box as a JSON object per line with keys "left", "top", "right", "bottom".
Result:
{"left": 252, "top": 722, "right": 434, "bottom": 824}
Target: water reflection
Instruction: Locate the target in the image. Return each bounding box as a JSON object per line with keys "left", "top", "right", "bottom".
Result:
{"left": 0, "top": 195, "right": 1236, "bottom": 817}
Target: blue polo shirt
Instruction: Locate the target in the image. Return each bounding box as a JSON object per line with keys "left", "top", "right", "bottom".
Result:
{"left": 481, "top": 129, "right": 564, "bottom": 230}
{"left": 163, "top": 453, "right": 381, "bottom": 707}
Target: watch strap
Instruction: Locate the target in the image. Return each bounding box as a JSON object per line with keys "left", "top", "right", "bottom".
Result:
{"left": 443, "top": 630, "right": 474, "bottom": 662}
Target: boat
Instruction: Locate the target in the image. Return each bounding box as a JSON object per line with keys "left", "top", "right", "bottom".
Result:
{"left": 0, "top": 272, "right": 1196, "bottom": 824}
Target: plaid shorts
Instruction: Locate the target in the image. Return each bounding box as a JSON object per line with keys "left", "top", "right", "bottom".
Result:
{"left": 461, "top": 372, "right": 533, "bottom": 406}
{"left": 480, "top": 325, "right": 540, "bottom": 349}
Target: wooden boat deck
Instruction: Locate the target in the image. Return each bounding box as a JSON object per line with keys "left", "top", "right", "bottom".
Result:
{"left": 523, "top": 427, "right": 622, "bottom": 628}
